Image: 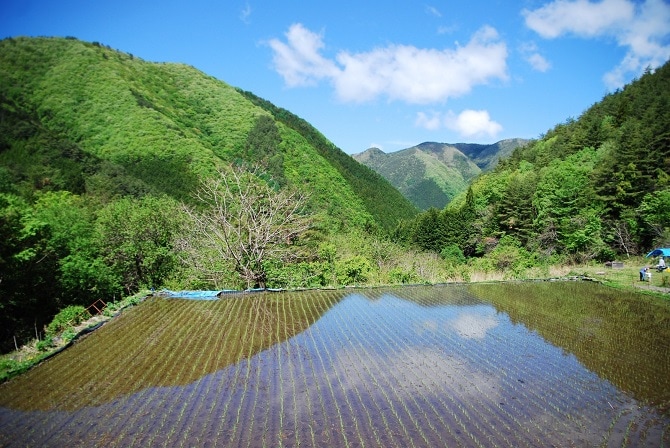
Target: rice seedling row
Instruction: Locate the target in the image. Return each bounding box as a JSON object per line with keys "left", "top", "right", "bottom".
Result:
{"left": 306, "top": 297, "right": 360, "bottom": 447}
{"left": 290, "top": 296, "right": 321, "bottom": 448}
{"left": 352, "top": 295, "right": 458, "bottom": 446}
{"left": 341, "top": 301, "right": 444, "bottom": 443}
{"left": 323, "top": 295, "right": 411, "bottom": 447}
{"left": 332, "top": 295, "right": 448, "bottom": 447}
{"left": 296, "top": 291, "right": 341, "bottom": 447}
{"left": 122, "top": 300, "right": 210, "bottom": 447}
{"left": 391, "top": 288, "right": 558, "bottom": 446}
{"left": 192, "top": 296, "right": 247, "bottom": 445}
{"left": 225, "top": 297, "right": 267, "bottom": 446}
{"left": 169, "top": 307, "right": 232, "bottom": 448}
{"left": 243, "top": 320, "right": 273, "bottom": 448}
{"left": 275, "top": 296, "right": 289, "bottom": 448}
{"left": 366, "top": 292, "right": 491, "bottom": 445}
{"left": 183, "top": 299, "right": 244, "bottom": 447}
{"left": 213, "top": 297, "right": 264, "bottom": 442}
{"left": 282, "top": 296, "right": 306, "bottom": 448}
{"left": 359, "top": 294, "right": 494, "bottom": 447}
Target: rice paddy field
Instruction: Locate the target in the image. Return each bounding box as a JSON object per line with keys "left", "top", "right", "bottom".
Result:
{"left": 0, "top": 281, "right": 669, "bottom": 447}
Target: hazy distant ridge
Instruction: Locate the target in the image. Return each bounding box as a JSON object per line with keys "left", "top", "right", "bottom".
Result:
{"left": 353, "top": 138, "right": 529, "bottom": 210}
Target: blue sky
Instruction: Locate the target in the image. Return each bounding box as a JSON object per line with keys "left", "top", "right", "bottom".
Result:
{"left": 2, "top": 1, "right": 669, "bottom": 154}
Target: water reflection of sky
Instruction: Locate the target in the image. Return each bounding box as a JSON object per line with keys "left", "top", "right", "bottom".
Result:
{"left": 1, "top": 286, "right": 668, "bottom": 447}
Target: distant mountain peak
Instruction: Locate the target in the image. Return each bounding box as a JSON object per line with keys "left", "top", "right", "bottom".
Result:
{"left": 353, "top": 138, "right": 529, "bottom": 210}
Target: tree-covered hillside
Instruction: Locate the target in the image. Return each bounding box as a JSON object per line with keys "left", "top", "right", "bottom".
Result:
{"left": 354, "top": 139, "right": 528, "bottom": 210}
{"left": 401, "top": 62, "right": 670, "bottom": 263}
{"left": 0, "top": 36, "right": 414, "bottom": 229}
{"left": 0, "top": 36, "right": 418, "bottom": 351}
{"left": 236, "top": 89, "right": 418, "bottom": 230}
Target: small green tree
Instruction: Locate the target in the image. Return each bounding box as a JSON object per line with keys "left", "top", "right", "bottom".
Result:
{"left": 638, "top": 188, "right": 670, "bottom": 247}
{"left": 336, "top": 255, "right": 371, "bottom": 285}
{"left": 96, "top": 195, "right": 182, "bottom": 293}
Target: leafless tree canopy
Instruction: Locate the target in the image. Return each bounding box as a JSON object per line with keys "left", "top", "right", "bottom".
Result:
{"left": 180, "top": 165, "right": 312, "bottom": 289}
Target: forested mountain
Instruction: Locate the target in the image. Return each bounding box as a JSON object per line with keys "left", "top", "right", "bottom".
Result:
{"left": 401, "top": 63, "right": 670, "bottom": 263}
{"left": 353, "top": 139, "right": 528, "bottom": 210}
{"left": 0, "top": 36, "right": 417, "bottom": 351}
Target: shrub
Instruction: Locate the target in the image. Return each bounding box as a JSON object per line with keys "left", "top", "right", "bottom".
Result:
{"left": 36, "top": 335, "right": 54, "bottom": 352}
{"left": 336, "top": 256, "right": 372, "bottom": 285}
{"left": 388, "top": 267, "right": 419, "bottom": 284}
{"left": 45, "top": 305, "right": 90, "bottom": 337}
{"left": 440, "top": 243, "right": 466, "bottom": 266}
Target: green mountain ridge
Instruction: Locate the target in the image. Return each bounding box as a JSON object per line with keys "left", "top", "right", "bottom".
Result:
{"left": 353, "top": 139, "right": 529, "bottom": 210}
{"left": 0, "top": 36, "right": 416, "bottom": 230}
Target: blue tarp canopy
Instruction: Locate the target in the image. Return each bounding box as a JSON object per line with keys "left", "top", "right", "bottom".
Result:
{"left": 158, "top": 288, "right": 277, "bottom": 300}
{"left": 645, "top": 248, "right": 670, "bottom": 258}
{"left": 159, "top": 290, "right": 230, "bottom": 300}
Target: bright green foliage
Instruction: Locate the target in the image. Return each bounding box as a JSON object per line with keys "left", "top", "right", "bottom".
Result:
{"left": 440, "top": 244, "right": 466, "bottom": 266}
{"left": 336, "top": 255, "right": 372, "bottom": 285}
{"left": 237, "top": 88, "right": 418, "bottom": 231}
{"left": 96, "top": 195, "right": 183, "bottom": 293}
{"left": 638, "top": 188, "right": 670, "bottom": 246}
{"left": 45, "top": 305, "right": 89, "bottom": 338}
{"left": 404, "top": 60, "right": 670, "bottom": 262}
{"left": 244, "top": 115, "right": 285, "bottom": 186}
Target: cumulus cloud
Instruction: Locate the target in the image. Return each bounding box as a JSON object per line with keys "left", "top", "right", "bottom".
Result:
{"left": 523, "top": 0, "right": 635, "bottom": 38}
{"left": 269, "top": 23, "right": 508, "bottom": 104}
{"left": 523, "top": 0, "right": 670, "bottom": 87}
{"left": 268, "top": 24, "right": 339, "bottom": 87}
{"left": 520, "top": 42, "right": 551, "bottom": 72}
{"left": 527, "top": 52, "right": 552, "bottom": 72}
{"left": 446, "top": 109, "right": 503, "bottom": 138}
{"left": 415, "top": 109, "right": 503, "bottom": 138}
{"left": 415, "top": 111, "right": 443, "bottom": 131}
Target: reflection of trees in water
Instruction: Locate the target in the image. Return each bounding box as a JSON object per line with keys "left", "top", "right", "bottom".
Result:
{"left": 469, "top": 281, "right": 670, "bottom": 409}
{"left": 0, "top": 290, "right": 345, "bottom": 411}
{"left": 354, "top": 284, "right": 482, "bottom": 307}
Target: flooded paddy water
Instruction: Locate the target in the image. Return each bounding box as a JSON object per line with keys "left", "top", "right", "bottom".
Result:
{"left": 0, "top": 281, "right": 669, "bottom": 447}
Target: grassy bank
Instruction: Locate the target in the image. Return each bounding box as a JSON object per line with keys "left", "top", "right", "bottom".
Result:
{"left": 567, "top": 258, "right": 670, "bottom": 297}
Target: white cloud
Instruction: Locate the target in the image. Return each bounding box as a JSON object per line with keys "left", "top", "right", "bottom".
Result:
{"left": 445, "top": 109, "right": 503, "bottom": 138}
{"left": 239, "top": 2, "right": 252, "bottom": 24}
{"left": 523, "top": 0, "right": 670, "bottom": 87}
{"left": 269, "top": 24, "right": 508, "bottom": 104}
{"left": 268, "top": 24, "right": 339, "bottom": 87}
{"left": 527, "top": 52, "right": 552, "bottom": 72}
{"left": 520, "top": 42, "right": 551, "bottom": 72}
{"left": 415, "top": 111, "right": 443, "bottom": 131}
{"left": 522, "top": 0, "right": 634, "bottom": 38}
{"left": 415, "top": 109, "right": 503, "bottom": 139}
{"left": 425, "top": 5, "right": 442, "bottom": 17}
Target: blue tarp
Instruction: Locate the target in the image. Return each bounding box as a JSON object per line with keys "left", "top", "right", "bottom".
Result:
{"left": 158, "top": 288, "right": 282, "bottom": 300}
{"left": 160, "top": 290, "right": 231, "bottom": 300}
{"left": 646, "top": 248, "right": 670, "bottom": 258}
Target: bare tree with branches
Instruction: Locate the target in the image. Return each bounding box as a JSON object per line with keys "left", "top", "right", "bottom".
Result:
{"left": 179, "top": 165, "right": 312, "bottom": 289}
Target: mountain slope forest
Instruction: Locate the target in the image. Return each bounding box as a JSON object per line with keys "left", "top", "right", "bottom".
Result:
{"left": 0, "top": 36, "right": 418, "bottom": 351}
{"left": 399, "top": 62, "right": 670, "bottom": 266}
{"left": 353, "top": 139, "right": 529, "bottom": 210}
